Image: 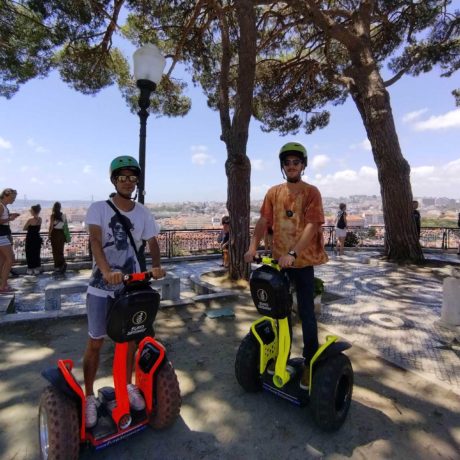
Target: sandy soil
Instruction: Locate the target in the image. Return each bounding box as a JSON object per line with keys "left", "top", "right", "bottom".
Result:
{"left": 0, "top": 272, "right": 459, "bottom": 459}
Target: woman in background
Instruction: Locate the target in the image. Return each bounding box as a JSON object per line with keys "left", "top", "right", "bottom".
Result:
{"left": 0, "top": 188, "right": 19, "bottom": 292}
{"left": 335, "top": 202, "right": 348, "bottom": 256}
{"left": 48, "top": 202, "right": 67, "bottom": 273}
{"left": 23, "top": 204, "right": 43, "bottom": 275}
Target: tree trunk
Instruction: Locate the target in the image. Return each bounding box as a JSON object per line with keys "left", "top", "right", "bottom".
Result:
{"left": 226, "top": 152, "right": 251, "bottom": 280}
{"left": 349, "top": 63, "right": 424, "bottom": 263}
{"left": 219, "top": 0, "right": 256, "bottom": 280}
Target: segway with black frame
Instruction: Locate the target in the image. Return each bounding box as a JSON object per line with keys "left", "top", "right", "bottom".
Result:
{"left": 38, "top": 272, "right": 181, "bottom": 460}
{"left": 235, "top": 256, "right": 353, "bottom": 431}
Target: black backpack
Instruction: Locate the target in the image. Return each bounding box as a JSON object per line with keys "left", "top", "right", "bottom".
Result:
{"left": 337, "top": 212, "right": 346, "bottom": 229}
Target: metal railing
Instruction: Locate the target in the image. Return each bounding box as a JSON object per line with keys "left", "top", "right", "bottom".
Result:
{"left": 10, "top": 226, "right": 460, "bottom": 264}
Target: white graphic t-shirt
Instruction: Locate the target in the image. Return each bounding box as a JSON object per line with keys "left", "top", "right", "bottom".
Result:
{"left": 85, "top": 200, "right": 160, "bottom": 297}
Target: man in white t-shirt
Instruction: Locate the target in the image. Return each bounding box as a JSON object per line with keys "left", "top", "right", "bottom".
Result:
{"left": 83, "top": 155, "right": 165, "bottom": 428}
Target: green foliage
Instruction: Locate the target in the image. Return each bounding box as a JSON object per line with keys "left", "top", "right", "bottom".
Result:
{"left": 314, "top": 277, "right": 324, "bottom": 297}
{"left": 367, "top": 227, "right": 377, "bottom": 238}
{"left": 345, "top": 232, "right": 360, "bottom": 248}
{"left": 252, "top": 1, "right": 459, "bottom": 135}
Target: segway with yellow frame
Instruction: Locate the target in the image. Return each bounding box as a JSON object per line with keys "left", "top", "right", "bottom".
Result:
{"left": 235, "top": 257, "right": 353, "bottom": 431}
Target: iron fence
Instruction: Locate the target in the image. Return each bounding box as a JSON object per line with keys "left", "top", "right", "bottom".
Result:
{"left": 10, "top": 226, "right": 460, "bottom": 264}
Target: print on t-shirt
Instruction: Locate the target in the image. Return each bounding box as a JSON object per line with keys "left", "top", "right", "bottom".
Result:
{"left": 91, "top": 213, "right": 138, "bottom": 290}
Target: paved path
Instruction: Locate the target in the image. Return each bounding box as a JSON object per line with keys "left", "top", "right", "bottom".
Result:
{"left": 1, "top": 252, "right": 460, "bottom": 459}
{"left": 315, "top": 252, "right": 460, "bottom": 396}
{"left": 2, "top": 251, "right": 460, "bottom": 396}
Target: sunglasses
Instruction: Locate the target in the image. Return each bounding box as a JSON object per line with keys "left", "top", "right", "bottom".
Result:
{"left": 116, "top": 175, "right": 139, "bottom": 183}
{"left": 282, "top": 159, "right": 302, "bottom": 167}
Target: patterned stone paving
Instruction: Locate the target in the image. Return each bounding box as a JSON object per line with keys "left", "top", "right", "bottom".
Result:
{"left": 5, "top": 253, "right": 460, "bottom": 395}
{"left": 314, "top": 254, "right": 460, "bottom": 395}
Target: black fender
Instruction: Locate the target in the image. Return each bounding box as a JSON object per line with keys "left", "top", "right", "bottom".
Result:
{"left": 314, "top": 341, "right": 352, "bottom": 366}
{"left": 41, "top": 367, "right": 83, "bottom": 403}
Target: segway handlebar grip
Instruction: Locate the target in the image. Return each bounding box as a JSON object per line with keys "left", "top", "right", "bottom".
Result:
{"left": 122, "top": 272, "right": 152, "bottom": 284}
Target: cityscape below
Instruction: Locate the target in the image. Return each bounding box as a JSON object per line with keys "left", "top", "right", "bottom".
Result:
{"left": 7, "top": 195, "right": 460, "bottom": 233}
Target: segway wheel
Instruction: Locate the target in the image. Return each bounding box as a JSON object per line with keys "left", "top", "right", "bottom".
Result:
{"left": 38, "top": 386, "right": 80, "bottom": 460}
{"left": 235, "top": 333, "right": 262, "bottom": 392}
{"left": 310, "top": 353, "right": 353, "bottom": 432}
{"left": 149, "top": 361, "right": 181, "bottom": 429}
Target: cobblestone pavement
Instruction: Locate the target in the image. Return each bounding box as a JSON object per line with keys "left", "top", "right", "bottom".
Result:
{"left": 314, "top": 251, "right": 460, "bottom": 396}
{"left": 5, "top": 252, "right": 460, "bottom": 395}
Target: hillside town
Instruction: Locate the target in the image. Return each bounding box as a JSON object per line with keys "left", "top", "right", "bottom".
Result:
{"left": 7, "top": 195, "right": 460, "bottom": 233}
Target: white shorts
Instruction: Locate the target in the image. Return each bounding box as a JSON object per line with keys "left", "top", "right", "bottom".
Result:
{"left": 335, "top": 228, "right": 347, "bottom": 238}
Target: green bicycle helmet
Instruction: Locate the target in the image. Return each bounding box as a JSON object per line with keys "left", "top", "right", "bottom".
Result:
{"left": 278, "top": 142, "right": 308, "bottom": 164}
{"left": 109, "top": 156, "right": 141, "bottom": 178}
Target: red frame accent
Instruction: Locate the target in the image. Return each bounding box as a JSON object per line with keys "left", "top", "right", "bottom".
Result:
{"left": 135, "top": 337, "right": 166, "bottom": 413}
{"left": 111, "top": 342, "right": 131, "bottom": 428}
{"left": 57, "top": 359, "right": 86, "bottom": 441}
{"left": 55, "top": 337, "right": 165, "bottom": 446}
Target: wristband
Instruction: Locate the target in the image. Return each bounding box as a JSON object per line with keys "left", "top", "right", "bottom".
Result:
{"left": 288, "top": 250, "right": 297, "bottom": 259}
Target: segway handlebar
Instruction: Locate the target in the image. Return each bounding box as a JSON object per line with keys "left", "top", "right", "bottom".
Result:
{"left": 253, "top": 255, "right": 281, "bottom": 270}
{"left": 122, "top": 272, "right": 153, "bottom": 284}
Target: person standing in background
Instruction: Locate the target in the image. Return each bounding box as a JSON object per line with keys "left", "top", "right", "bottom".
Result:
{"left": 23, "top": 204, "right": 43, "bottom": 275}
{"left": 0, "top": 188, "right": 20, "bottom": 292}
{"left": 413, "top": 200, "right": 421, "bottom": 239}
{"left": 218, "top": 215, "right": 230, "bottom": 267}
{"left": 335, "top": 203, "right": 348, "bottom": 256}
{"left": 48, "top": 202, "right": 67, "bottom": 273}
{"left": 457, "top": 212, "right": 460, "bottom": 256}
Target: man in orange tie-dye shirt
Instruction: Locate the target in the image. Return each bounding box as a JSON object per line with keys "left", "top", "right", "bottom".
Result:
{"left": 244, "top": 142, "right": 328, "bottom": 390}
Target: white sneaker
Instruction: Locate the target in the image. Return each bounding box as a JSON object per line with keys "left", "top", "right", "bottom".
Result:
{"left": 26, "top": 269, "right": 33, "bottom": 275}
{"left": 127, "top": 384, "right": 145, "bottom": 411}
{"left": 85, "top": 395, "right": 99, "bottom": 428}
{"left": 33, "top": 269, "right": 41, "bottom": 275}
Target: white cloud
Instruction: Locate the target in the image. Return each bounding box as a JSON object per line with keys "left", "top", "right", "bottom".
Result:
{"left": 27, "top": 138, "right": 49, "bottom": 153}
{"left": 311, "top": 154, "right": 330, "bottom": 170}
{"left": 411, "top": 166, "right": 435, "bottom": 177}
{"left": 414, "top": 108, "right": 460, "bottom": 131}
{"left": 192, "top": 152, "right": 215, "bottom": 165}
{"left": 349, "top": 139, "right": 372, "bottom": 151}
{"left": 251, "top": 184, "right": 270, "bottom": 199}
{"left": 402, "top": 108, "right": 428, "bottom": 123}
{"left": 83, "top": 165, "right": 93, "bottom": 174}
{"left": 358, "top": 166, "right": 377, "bottom": 178}
{"left": 30, "top": 177, "right": 45, "bottom": 185}
{"left": 334, "top": 169, "right": 358, "bottom": 181}
{"left": 251, "top": 159, "right": 265, "bottom": 171}
{"left": 0, "top": 136, "right": 12, "bottom": 149}
{"left": 191, "top": 145, "right": 216, "bottom": 166}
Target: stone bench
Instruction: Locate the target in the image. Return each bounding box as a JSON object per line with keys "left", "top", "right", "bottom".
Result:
{"left": 44, "top": 272, "right": 181, "bottom": 311}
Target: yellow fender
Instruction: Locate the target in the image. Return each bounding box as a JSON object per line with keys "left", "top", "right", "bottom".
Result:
{"left": 306, "top": 335, "right": 339, "bottom": 395}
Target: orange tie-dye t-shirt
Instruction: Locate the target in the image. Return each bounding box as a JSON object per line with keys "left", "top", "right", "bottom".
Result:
{"left": 260, "top": 182, "right": 328, "bottom": 267}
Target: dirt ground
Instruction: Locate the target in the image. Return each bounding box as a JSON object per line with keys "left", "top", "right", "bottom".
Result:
{"left": 0, "top": 273, "right": 459, "bottom": 460}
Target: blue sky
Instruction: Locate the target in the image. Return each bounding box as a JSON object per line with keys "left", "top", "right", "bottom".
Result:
{"left": 1, "top": 24, "right": 459, "bottom": 203}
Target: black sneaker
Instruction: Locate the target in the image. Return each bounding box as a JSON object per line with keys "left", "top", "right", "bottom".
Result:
{"left": 9, "top": 269, "right": 20, "bottom": 278}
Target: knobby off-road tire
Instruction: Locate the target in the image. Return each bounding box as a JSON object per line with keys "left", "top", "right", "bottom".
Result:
{"left": 310, "top": 353, "right": 353, "bottom": 432}
{"left": 235, "top": 333, "right": 262, "bottom": 392}
{"left": 38, "top": 386, "right": 80, "bottom": 460}
{"left": 149, "top": 361, "right": 181, "bottom": 429}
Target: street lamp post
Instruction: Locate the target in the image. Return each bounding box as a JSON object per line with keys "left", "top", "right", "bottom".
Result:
{"left": 133, "top": 44, "right": 166, "bottom": 204}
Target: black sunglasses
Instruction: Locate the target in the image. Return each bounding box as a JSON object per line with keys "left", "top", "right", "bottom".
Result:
{"left": 282, "top": 159, "right": 302, "bottom": 167}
